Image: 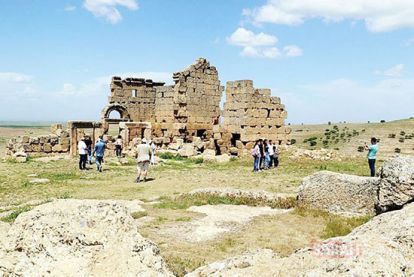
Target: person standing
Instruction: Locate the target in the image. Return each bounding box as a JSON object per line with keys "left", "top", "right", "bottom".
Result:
{"left": 84, "top": 135, "right": 93, "bottom": 165}
{"left": 273, "top": 143, "right": 280, "bottom": 168}
{"left": 258, "top": 139, "right": 264, "bottom": 170}
{"left": 115, "top": 135, "right": 123, "bottom": 158}
{"left": 93, "top": 136, "right": 106, "bottom": 172}
{"left": 268, "top": 140, "right": 275, "bottom": 168}
{"left": 150, "top": 140, "right": 157, "bottom": 165}
{"left": 365, "top": 137, "right": 378, "bottom": 177}
{"left": 252, "top": 140, "right": 261, "bottom": 172}
{"left": 78, "top": 137, "right": 88, "bottom": 170}
{"left": 136, "top": 138, "right": 152, "bottom": 183}
{"left": 263, "top": 139, "right": 270, "bottom": 169}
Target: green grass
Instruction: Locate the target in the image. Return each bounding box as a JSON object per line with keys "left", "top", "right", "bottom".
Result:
{"left": 1, "top": 206, "right": 31, "bottom": 223}
{"left": 164, "top": 255, "right": 205, "bottom": 277}
{"left": 175, "top": 216, "right": 192, "bottom": 222}
{"left": 292, "top": 207, "right": 372, "bottom": 239}
{"left": 131, "top": 211, "right": 148, "bottom": 219}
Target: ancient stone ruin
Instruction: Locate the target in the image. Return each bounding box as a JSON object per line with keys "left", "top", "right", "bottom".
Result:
{"left": 5, "top": 58, "right": 291, "bottom": 158}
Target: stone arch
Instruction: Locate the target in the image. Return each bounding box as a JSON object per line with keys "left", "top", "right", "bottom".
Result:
{"left": 101, "top": 103, "right": 131, "bottom": 121}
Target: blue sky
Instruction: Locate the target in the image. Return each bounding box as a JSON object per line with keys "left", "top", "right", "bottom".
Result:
{"left": 1, "top": 0, "right": 413, "bottom": 123}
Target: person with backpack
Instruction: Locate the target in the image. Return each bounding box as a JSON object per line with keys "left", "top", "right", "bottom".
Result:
{"left": 365, "top": 137, "right": 378, "bottom": 177}
{"left": 252, "top": 140, "right": 261, "bottom": 172}
{"left": 93, "top": 136, "right": 106, "bottom": 172}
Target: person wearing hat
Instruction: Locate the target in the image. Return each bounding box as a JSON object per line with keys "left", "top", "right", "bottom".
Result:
{"left": 135, "top": 138, "right": 152, "bottom": 183}
{"left": 78, "top": 137, "right": 88, "bottom": 170}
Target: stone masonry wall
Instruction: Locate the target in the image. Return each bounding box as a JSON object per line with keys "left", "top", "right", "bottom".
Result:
{"left": 223, "top": 80, "right": 291, "bottom": 145}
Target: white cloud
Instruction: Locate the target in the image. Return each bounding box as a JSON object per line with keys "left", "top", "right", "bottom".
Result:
{"left": 279, "top": 77, "right": 414, "bottom": 124}
{"left": 283, "top": 45, "right": 303, "bottom": 57}
{"left": 83, "top": 0, "right": 139, "bottom": 24}
{"left": 64, "top": 5, "right": 76, "bottom": 12}
{"left": 245, "top": 0, "right": 414, "bottom": 32}
{"left": 375, "top": 64, "right": 405, "bottom": 77}
{"left": 227, "top": 27, "right": 300, "bottom": 59}
{"left": 0, "top": 72, "right": 32, "bottom": 83}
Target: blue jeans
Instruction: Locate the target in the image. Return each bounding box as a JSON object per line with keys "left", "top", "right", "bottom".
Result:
{"left": 253, "top": 156, "right": 260, "bottom": 172}
{"left": 368, "top": 159, "right": 376, "bottom": 177}
{"left": 96, "top": 156, "right": 103, "bottom": 171}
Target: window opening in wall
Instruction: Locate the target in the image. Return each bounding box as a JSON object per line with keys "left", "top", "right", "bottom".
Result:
{"left": 231, "top": 133, "right": 241, "bottom": 147}
{"left": 132, "top": 89, "right": 137, "bottom": 97}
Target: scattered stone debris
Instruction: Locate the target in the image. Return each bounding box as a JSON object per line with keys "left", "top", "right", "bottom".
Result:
{"left": 291, "top": 148, "right": 341, "bottom": 161}
{"left": 0, "top": 199, "right": 172, "bottom": 276}
{"left": 187, "top": 202, "right": 414, "bottom": 276}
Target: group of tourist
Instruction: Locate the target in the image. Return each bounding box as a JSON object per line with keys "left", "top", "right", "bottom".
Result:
{"left": 251, "top": 139, "right": 280, "bottom": 172}
{"left": 77, "top": 135, "right": 156, "bottom": 183}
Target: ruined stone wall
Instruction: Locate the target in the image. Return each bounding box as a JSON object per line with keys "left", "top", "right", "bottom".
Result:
{"left": 107, "top": 77, "right": 165, "bottom": 122}
{"left": 223, "top": 80, "right": 291, "bottom": 146}
{"left": 166, "top": 58, "right": 223, "bottom": 140}
{"left": 5, "top": 124, "right": 70, "bottom": 157}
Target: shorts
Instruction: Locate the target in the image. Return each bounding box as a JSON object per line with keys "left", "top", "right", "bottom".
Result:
{"left": 137, "top": 161, "right": 150, "bottom": 172}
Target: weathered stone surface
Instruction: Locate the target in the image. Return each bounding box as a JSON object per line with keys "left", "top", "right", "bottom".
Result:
{"left": 377, "top": 155, "right": 414, "bottom": 213}
{"left": 297, "top": 171, "right": 380, "bottom": 216}
{"left": 187, "top": 202, "right": 414, "bottom": 276}
{"left": 178, "top": 143, "right": 195, "bottom": 157}
{"left": 202, "top": 149, "right": 216, "bottom": 162}
{"left": 215, "top": 154, "right": 230, "bottom": 163}
{"left": 0, "top": 199, "right": 173, "bottom": 277}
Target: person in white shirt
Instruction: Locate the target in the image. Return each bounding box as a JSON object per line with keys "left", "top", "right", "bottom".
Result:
{"left": 150, "top": 141, "right": 156, "bottom": 165}
{"left": 115, "top": 135, "right": 123, "bottom": 158}
{"left": 78, "top": 137, "right": 88, "bottom": 170}
{"left": 268, "top": 140, "right": 275, "bottom": 167}
{"left": 136, "top": 138, "right": 152, "bottom": 183}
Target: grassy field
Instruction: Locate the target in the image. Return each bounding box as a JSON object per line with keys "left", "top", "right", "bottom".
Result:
{"left": 1, "top": 119, "right": 411, "bottom": 275}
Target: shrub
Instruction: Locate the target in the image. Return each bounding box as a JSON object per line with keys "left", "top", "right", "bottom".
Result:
{"left": 357, "top": 146, "right": 364, "bottom": 152}
{"left": 399, "top": 138, "right": 405, "bottom": 143}
{"left": 309, "top": 141, "right": 317, "bottom": 147}
{"left": 290, "top": 139, "right": 297, "bottom": 145}
{"left": 159, "top": 152, "right": 184, "bottom": 160}
{"left": 388, "top": 134, "right": 396, "bottom": 138}
{"left": 395, "top": 148, "right": 401, "bottom": 153}
{"left": 380, "top": 120, "right": 386, "bottom": 123}
{"left": 400, "top": 131, "right": 406, "bottom": 136}
{"left": 193, "top": 157, "right": 204, "bottom": 164}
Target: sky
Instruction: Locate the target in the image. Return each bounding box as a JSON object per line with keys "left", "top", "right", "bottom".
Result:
{"left": 1, "top": 0, "right": 414, "bottom": 124}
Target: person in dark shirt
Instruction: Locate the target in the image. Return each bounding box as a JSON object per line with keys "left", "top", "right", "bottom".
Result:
{"left": 258, "top": 139, "right": 264, "bottom": 170}
{"left": 84, "top": 135, "right": 93, "bottom": 165}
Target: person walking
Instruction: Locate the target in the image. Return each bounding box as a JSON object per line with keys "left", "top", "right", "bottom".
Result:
{"left": 84, "top": 135, "right": 93, "bottom": 165}
{"left": 136, "top": 138, "right": 152, "bottom": 183}
{"left": 150, "top": 140, "right": 157, "bottom": 165}
{"left": 252, "top": 140, "right": 261, "bottom": 172}
{"left": 115, "top": 135, "right": 123, "bottom": 158}
{"left": 78, "top": 137, "right": 88, "bottom": 170}
{"left": 365, "top": 137, "right": 378, "bottom": 177}
{"left": 93, "top": 136, "right": 106, "bottom": 172}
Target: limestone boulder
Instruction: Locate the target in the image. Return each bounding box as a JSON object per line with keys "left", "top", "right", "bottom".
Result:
{"left": 377, "top": 155, "right": 414, "bottom": 213}
{"left": 202, "top": 149, "right": 216, "bottom": 162}
{"left": 215, "top": 154, "right": 230, "bottom": 163}
{"left": 12, "top": 151, "right": 28, "bottom": 163}
{"left": 0, "top": 199, "right": 173, "bottom": 277}
{"left": 187, "top": 202, "right": 414, "bottom": 276}
{"left": 297, "top": 171, "right": 380, "bottom": 216}
{"left": 178, "top": 143, "right": 195, "bottom": 157}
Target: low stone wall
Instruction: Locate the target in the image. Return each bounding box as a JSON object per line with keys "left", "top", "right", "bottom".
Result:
{"left": 5, "top": 124, "right": 70, "bottom": 158}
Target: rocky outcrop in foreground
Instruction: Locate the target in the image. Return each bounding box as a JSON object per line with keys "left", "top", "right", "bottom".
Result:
{"left": 298, "top": 155, "right": 414, "bottom": 216}
{"left": 377, "top": 155, "right": 414, "bottom": 212}
{"left": 297, "top": 171, "right": 379, "bottom": 216}
{"left": 0, "top": 200, "right": 173, "bottom": 277}
{"left": 187, "top": 202, "right": 414, "bottom": 276}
